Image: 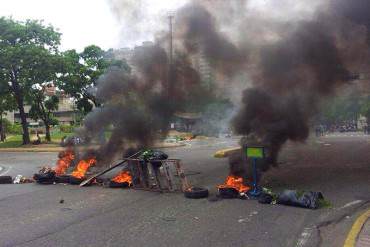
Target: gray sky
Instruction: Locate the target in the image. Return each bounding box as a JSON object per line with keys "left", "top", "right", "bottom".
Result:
{"left": 0, "top": 0, "right": 319, "bottom": 51}
{"left": 0, "top": 0, "right": 187, "bottom": 51}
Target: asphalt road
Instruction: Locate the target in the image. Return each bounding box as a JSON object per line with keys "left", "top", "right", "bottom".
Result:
{"left": 0, "top": 135, "right": 369, "bottom": 247}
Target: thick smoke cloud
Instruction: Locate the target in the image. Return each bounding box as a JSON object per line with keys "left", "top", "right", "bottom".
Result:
{"left": 232, "top": 1, "right": 370, "bottom": 166}
{"left": 83, "top": 0, "right": 370, "bottom": 169}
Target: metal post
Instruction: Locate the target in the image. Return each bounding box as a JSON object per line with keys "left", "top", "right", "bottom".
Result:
{"left": 167, "top": 13, "right": 174, "bottom": 97}
{"left": 249, "top": 158, "right": 261, "bottom": 197}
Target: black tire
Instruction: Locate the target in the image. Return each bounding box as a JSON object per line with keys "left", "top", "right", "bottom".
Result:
{"left": 55, "top": 175, "right": 70, "bottom": 184}
{"left": 218, "top": 187, "right": 239, "bottom": 199}
{"left": 0, "top": 176, "right": 12, "bottom": 184}
{"left": 184, "top": 187, "right": 209, "bottom": 199}
{"left": 109, "top": 181, "right": 130, "bottom": 188}
{"left": 69, "top": 176, "right": 84, "bottom": 185}
{"left": 33, "top": 173, "right": 55, "bottom": 184}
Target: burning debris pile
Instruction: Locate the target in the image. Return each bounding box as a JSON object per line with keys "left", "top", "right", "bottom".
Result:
{"left": 218, "top": 175, "right": 250, "bottom": 199}
{"left": 110, "top": 171, "right": 132, "bottom": 188}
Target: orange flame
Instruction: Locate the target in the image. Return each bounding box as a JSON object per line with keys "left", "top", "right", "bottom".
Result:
{"left": 111, "top": 171, "right": 132, "bottom": 186}
{"left": 54, "top": 150, "right": 75, "bottom": 176}
{"left": 71, "top": 158, "right": 96, "bottom": 179}
{"left": 218, "top": 175, "right": 250, "bottom": 193}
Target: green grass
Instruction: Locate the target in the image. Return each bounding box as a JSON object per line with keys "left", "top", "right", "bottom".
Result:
{"left": 318, "top": 198, "right": 333, "bottom": 209}
{"left": 0, "top": 131, "right": 73, "bottom": 148}
{"left": 0, "top": 135, "right": 23, "bottom": 148}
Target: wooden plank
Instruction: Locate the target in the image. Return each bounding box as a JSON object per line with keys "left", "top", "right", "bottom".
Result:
{"left": 79, "top": 151, "right": 142, "bottom": 187}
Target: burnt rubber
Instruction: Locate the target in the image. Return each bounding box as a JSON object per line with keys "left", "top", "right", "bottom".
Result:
{"left": 109, "top": 181, "right": 130, "bottom": 188}
{"left": 69, "top": 176, "right": 85, "bottom": 185}
{"left": 0, "top": 176, "right": 12, "bottom": 184}
{"left": 33, "top": 173, "right": 55, "bottom": 184}
{"left": 184, "top": 187, "right": 209, "bottom": 199}
{"left": 55, "top": 175, "right": 70, "bottom": 184}
{"left": 218, "top": 187, "right": 239, "bottom": 199}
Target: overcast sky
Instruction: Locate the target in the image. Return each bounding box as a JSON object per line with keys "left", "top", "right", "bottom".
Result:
{"left": 0, "top": 0, "right": 319, "bottom": 52}
{"left": 0, "top": 0, "right": 187, "bottom": 51}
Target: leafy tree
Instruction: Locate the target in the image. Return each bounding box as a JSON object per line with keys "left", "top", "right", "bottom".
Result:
{"left": 0, "top": 84, "right": 16, "bottom": 141}
{"left": 0, "top": 17, "right": 61, "bottom": 144}
{"left": 29, "top": 84, "right": 59, "bottom": 142}
{"left": 319, "top": 94, "right": 361, "bottom": 126}
{"left": 59, "top": 45, "right": 130, "bottom": 115}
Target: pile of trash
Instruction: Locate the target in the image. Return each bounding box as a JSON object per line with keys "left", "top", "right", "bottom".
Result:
{"left": 216, "top": 175, "right": 327, "bottom": 210}
{"left": 0, "top": 175, "right": 33, "bottom": 184}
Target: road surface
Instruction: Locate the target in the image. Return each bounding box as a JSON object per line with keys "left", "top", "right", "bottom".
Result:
{"left": 0, "top": 135, "right": 369, "bottom": 247}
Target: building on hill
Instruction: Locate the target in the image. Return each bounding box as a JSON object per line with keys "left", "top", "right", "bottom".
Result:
{"left": 11, "top": 83, "right": 76, "bottom": 126}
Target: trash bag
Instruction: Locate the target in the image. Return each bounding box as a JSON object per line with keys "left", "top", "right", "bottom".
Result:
{"left": 276, "top": 190, "right": 324, "bottom": 209}
{"left": 258, "top": 193, "right": 273, "bottom": 204}
{"left": 140, "top": 150, "right": 168, "bottom": 161}
{"left": 140, "top": 150, "right": 168, "bottom": 168}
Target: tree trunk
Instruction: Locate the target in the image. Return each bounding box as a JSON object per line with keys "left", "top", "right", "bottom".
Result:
{"left": 0, "top": 115, "right": 4, "bottom": 142}
{"left": 45, "top": 123, "right": 51, "bottom": 142}
{"left": 11, "top": 76, "right": 30, "bottom": 145}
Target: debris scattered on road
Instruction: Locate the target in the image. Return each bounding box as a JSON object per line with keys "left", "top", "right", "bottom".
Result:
{"left": 33, "top": 167, "right": 56, "bottom": 184}
{"left": 276, "top": 190, "right": 324, "bottom": 209}
{"left": 217, "top": 175, "right": 250, "bottom": 199}
{"left": 59, "top": 198, "right": 64, "bottom": 204}
{"left": 13, "top": 175, "right": 33, "bottom": 184}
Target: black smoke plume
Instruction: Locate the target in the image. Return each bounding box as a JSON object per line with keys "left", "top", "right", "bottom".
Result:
{"left": 80, "top": 0, "right": 370, "bottom": 171}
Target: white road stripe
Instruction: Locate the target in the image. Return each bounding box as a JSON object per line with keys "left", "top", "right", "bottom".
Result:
{"left": 338, "top": 200, "right": 363, "bottom": 210}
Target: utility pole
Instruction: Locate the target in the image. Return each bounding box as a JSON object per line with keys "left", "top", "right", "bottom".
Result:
{"left": 167, "top": 12, "right": 174, "bottom": 97}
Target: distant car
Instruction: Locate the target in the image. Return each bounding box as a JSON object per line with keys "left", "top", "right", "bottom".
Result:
{"left": 60, "top": 136, "right": 84, "bottom": 147}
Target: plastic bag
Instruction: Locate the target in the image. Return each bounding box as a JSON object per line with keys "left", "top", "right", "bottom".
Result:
{"left": 277, "top": 190, "right": 324, "bottom": 209}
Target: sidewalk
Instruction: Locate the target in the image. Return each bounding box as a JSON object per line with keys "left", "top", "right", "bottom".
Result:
{"left": 0, "top": 142, "right": 185, "bottom": 152}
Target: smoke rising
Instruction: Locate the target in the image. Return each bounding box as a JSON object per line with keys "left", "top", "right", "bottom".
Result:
{"left": 81, "top": 0, "right": 370, "bottom": 168}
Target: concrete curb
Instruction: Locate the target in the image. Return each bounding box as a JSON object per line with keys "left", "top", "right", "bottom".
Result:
{"left": 343, "top": 208, "right": 370, "bottom": 247}
{"left": 0, "top": 142, "right": 186, "bottom": 153}
{"left": 214, "top": 147, "right": 241, "bottom": 158}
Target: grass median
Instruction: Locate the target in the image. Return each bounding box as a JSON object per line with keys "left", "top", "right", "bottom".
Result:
{"left": 0, "top": 131, "right": 72, "bottom": 149}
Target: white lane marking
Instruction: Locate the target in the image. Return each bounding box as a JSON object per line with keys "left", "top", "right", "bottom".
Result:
{"left": 296, "top": 227, "right": 313, "bottom": 247}
{"left": 338, "top": 200, "right": 363, "bottom": 210}
{"left": 0, "top": 166, "right": 12, "bottom": 176}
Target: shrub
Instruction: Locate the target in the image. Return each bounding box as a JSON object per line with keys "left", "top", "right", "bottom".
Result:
{"left": 7, "top": 123, "right": 23, "bottom": 135}
{"left": 59, "top": 124, "right": 74, "bottom": 133}
{"left": 1, "top": 118, "right": 12, "bottom": 132}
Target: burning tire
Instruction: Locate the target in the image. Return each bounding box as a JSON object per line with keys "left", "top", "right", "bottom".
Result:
{"left": 184, "top": 187, "right": 209, "bottom": 199}
{"left": 108, "top": 181, "right": 130, "bottom": 188}
{"left": 218, "top": 187, "right": 239, "bottom": 199}
{"left": 0, "top": 176, "right": 12, "bottom": 184}
{"left": 69, "top": 176, "right": 84, "bottom": 185}
{"left": 33, "top": 172, "right": 56, "bottom": 184}
{"left": 55, "top": 175, "right": 70, "bottom": 184}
